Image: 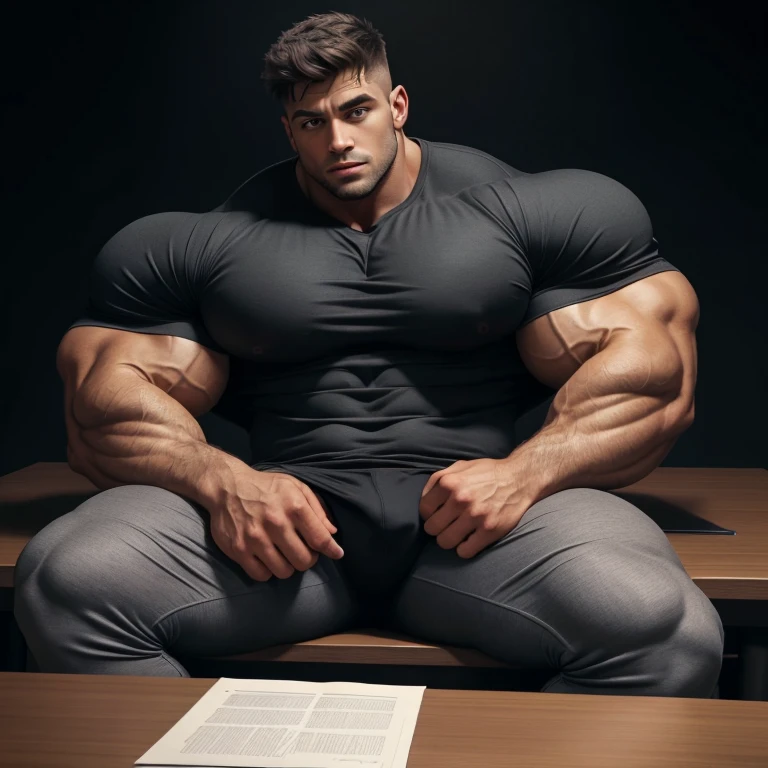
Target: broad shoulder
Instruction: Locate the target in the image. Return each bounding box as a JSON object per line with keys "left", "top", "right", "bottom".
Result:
{"left": 422, "top": 138, "right": 529, "bottom": 193}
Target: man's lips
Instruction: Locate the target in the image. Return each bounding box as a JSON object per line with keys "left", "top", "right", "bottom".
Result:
{"left": 329, "top": 162, "right": 365, "bottom": 172}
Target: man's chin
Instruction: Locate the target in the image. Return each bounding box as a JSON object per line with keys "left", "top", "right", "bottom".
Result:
{"left": 329, "top": 183, "right": 377, "bottom": 201}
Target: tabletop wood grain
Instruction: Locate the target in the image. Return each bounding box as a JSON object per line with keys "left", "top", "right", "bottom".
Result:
{"left": 1, "top": 672, "right": 767, "bottom": 767}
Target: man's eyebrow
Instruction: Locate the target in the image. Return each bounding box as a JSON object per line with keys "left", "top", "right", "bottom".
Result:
{"left": 290, "top": 93, "right": 376, "bottom": 122}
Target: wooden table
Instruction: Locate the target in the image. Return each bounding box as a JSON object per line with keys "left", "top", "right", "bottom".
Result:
{"left": 0, "top": 672, "right": 766, "bottom": 768}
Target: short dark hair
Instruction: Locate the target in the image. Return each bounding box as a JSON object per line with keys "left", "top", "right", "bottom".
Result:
{"left": 261, "top": 11, "right": 389, "bottom": 105}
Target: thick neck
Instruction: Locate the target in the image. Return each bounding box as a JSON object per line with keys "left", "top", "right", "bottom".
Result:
{"left": 295, "top": 134, "right": 423, "bottom": 233}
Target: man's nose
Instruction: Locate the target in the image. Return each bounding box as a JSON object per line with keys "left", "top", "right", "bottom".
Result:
{"left": 328, "top": 120, "right": 354, "bottom": 154}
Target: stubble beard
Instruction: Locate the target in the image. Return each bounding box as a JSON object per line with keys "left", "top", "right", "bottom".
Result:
{"left": 299, "top": 129, "right": 399, "bottom": 202}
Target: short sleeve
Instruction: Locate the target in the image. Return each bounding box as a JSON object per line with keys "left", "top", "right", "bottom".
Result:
{"left": 68, "top": 211, "right": 228, "bottom": 354}
{"left": 517, "top": 169, "right": 680, "bottom": 327}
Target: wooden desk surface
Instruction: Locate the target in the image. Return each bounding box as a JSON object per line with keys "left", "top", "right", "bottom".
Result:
{"left": 0, "top": 672, "right": 767, "bottom": 768}
{"left": 1, "top": 463, "right": 767, "bottom": 598}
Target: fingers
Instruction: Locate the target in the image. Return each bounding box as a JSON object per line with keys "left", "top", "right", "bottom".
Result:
{"left": 243, "top": 515, "right": 335, "bottom": 581}
{"left": 277, "top": 484, "right": 342, "bottom": 566}
{"left": 435, "top": 515, "right": 475, "bottom": 551}
{"left": 295, "top": 505, "right": 345, "bottom": 561}
{"left": 211, "top": 470, "right": 342, "bottom": 582}
{"left": 222, "top": 515, "right": 336, "bottom": 582}
{"left": 299, "top": 485, "right": 337, "bottom": 534}
{"left": 241, "top": 545, "right": 318, "bottom": 582}
{"left": 456, "top": 528, "right": 496, "bottom": 559}
{"left": 235, "top": 512, "right": 324, "bottom": 579}
{"left": 419, "top": 478, "right": 452, "bottom": 521}
{"left": 270, "top": 526, "right": 322, "bottom": 574}
{"left": 423, "top": 502, "right": 460, "bottom": 537}
{"left": 210, "top": 524, "right": 274, "bottom": 582}
{"left": 247, "top": 536, "right": 302, "bottom": 580}
{"left": 242, "top": 555, "right": 274, "bottom": 582}
{"left": 264, "top": 472, "right": 337, "bottom": 533}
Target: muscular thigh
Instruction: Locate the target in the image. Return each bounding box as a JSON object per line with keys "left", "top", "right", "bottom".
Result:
{"left": 14, "top": 483, "right": 358, "bottom": 656}
{"left": 388, "top": 487, "right": 695, "bottom": 661}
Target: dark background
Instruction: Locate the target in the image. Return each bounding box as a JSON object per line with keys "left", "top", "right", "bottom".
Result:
{"left": 2, "top": 0, "right": 765, "bottom": 477}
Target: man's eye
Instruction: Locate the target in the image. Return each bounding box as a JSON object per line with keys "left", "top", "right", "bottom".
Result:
{"left": 302, "top": 108, "right": 369, "bottom": 130}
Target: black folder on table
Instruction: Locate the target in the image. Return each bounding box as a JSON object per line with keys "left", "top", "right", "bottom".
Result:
{"left": 610, "top": 491, "right": 736, "bottom": 535}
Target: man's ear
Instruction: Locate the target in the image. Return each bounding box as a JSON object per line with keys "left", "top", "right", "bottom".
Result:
{"left": 390, "top": 85, "right": 409, "bottom": 131}
{"left": 280, "top": 115, "right": 297, "bottom": 153}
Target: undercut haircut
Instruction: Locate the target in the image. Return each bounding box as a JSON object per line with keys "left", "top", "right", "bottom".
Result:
{"left": 261, "top": 11, "right": 390, "bottom": 105}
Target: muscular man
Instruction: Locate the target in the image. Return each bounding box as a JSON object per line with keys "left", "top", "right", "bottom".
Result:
{"left": 14, "top": 11, "right": 723, "bottom": 696}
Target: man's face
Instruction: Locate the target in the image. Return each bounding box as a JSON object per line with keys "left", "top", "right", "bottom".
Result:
{"left": 280, "top": 68, "right": 400, "bottom": 201}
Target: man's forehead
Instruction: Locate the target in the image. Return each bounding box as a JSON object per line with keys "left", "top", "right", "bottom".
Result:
{"left": 295, "top": 70, "right": 375, "bottom": 104}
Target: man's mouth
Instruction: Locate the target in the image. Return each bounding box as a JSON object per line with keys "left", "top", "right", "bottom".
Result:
{"left": 330, "top": 162, "right": 365, "bottom": 175}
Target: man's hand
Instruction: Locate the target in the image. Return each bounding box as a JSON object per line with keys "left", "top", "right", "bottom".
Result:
{"left": 419, "top": 459, "right": 536, "bottom": 558}
{"left": 208, "top": 465, "right": 344, "bottom": 582}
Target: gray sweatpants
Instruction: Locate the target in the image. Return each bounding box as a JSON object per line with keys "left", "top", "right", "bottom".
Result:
{"left": 13, "top": 463, "right": 724, "bottom": 696}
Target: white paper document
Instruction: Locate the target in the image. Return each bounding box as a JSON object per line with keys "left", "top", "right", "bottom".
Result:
{"left": 135, "top": 677, "right": 426, "bottom": 768}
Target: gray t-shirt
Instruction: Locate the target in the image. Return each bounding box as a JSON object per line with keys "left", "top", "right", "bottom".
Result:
{"left": 69, "top": 137, "right": 679, "bottom": 471}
